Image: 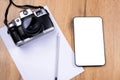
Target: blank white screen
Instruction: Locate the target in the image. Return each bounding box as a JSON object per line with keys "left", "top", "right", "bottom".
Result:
{"left": 74, "top": 17, "right": 105, "bottom": 66}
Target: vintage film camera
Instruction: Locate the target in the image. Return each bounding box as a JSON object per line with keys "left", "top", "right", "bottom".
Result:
{"left": 8, "top": 8, "right": 54, "bottom": 46}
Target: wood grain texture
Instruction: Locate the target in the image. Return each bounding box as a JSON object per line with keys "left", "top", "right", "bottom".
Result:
{"left": 0, "top": 0, "right": 120, "bottom": 80}
{"left": 79, "top": 0, "right": 120, "bottom": 80}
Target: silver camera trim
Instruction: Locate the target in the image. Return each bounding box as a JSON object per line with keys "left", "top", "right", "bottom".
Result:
{"left": 15, "top": 8, "right": 47, "bottom": 26}
{"left": 34, "top": 9, "right": 47, "bottom": 17}
{"left": 19, "top": 9, "right": 33, "bottom": 19}
{"left": 14, "top": 18, "right": 22, "bottom": 26}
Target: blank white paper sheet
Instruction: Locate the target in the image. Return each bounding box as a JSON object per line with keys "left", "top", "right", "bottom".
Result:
{"left": 0, "top": 6, "right": 84, "bottom": 80}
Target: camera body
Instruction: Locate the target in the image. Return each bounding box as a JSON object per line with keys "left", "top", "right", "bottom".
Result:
{"left": 8, "top": 8, "right": 54, "bottom": 46}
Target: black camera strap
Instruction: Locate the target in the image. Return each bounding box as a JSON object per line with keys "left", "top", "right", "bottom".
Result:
{"left": 4, "top": 0, "right": 43, "bottom": 28}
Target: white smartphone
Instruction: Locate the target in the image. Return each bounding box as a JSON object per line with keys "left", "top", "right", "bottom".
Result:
{"left": 73, "top": 17, "right": 105, "bottom": 66}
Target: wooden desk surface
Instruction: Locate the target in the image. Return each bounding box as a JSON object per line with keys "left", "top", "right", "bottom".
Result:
{"left": 0, "top": 0, "right": 120, "bottom": 80}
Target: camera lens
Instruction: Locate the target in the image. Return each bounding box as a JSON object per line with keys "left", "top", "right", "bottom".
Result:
{"left": 22, "top": 16, "right": 44, "bottom": 36}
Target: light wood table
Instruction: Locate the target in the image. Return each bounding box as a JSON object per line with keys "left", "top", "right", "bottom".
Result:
{"left": 0, "top": 0, "right": 120, "bottom": 80}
